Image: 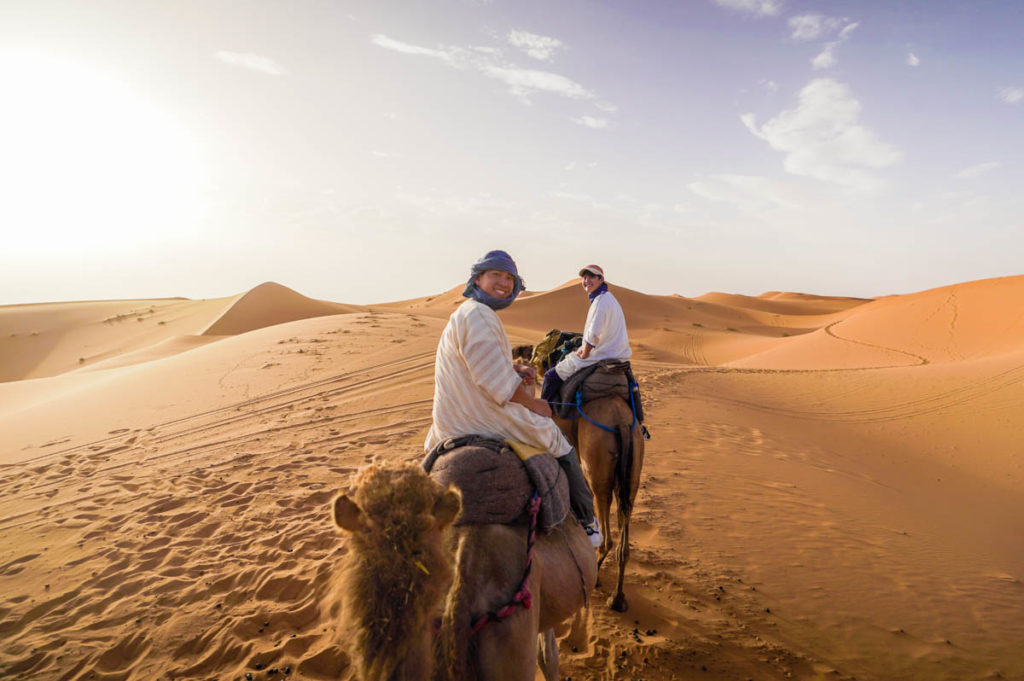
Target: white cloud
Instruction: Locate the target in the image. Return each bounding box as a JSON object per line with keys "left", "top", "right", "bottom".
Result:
{"left": 789, "top": 14, "right": 826, "bottom": 40}
{"left": 812, "top": 44, "right": 837, "bottom": 70}
{"left": 371, "top": 35, "right": 460, "bottom": 65}
{"left": 372, "top": 33, "right": 600, "bottom": 106}
{"left": 713, "top": 0, "right": 782, "bottom": 17}
{"left": 760, "top": 78, "right": 779, "bottom": 92}
{"left": 741, "top": 78, "right": 902, "bottom": 191}
{"left": 790, "top": 14, "right": 851, "bottom": 41}
{"left": 838, "top": 22, "right": 859, "bottom": 40}
{"left": 371, "top": 150, "right": 402, "bottom": 159}
{"left": 956, "top": 161, "right": 1000, "bottom": 179}
{"left": 215, "top": 51, "right": 287, "bottom": 76}
{"left": 572, "top": 115, "right": 609, "bottom": 129}
{"left": 907, "top": 52, "right": 921, "bottom": 67}
{"left": 801, "top": 19, "right": 858, "bottom": 70}
{"left": 997, "top": 86, "right": 1023, "bottom": 104}
{"left": 688, "top": 174, "right": 803, "bottom": 211}
{"left": 477, "top": 63, "right": 593, "bottom": 100}
{"left": 507, "top": 30, "right": 565, "bottom": 61}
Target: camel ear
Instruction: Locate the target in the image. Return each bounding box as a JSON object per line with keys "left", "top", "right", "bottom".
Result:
{"left": 432, "top": 488, "right": 461, "bottom": 529}
{"left": 333, "top": 494, "right": 366, "bottom": 533}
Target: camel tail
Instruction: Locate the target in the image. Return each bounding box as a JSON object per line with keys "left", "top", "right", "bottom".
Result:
{"left": 615, "top": 423, "right": 634, "bottom": 517}
{"left": 440, "top": 533, "right": 473, "bottom": 681}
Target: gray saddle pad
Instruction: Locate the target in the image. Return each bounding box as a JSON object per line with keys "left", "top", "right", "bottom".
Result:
{"left": 422, "top": 437, "right": 569, "bottom": 531}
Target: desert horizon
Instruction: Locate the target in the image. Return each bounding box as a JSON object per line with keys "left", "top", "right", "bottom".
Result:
{"left": 2, "top": 273, "right": 1022, "bottom": 680}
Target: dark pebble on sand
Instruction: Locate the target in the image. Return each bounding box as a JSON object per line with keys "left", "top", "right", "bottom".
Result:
{"left": 283, "top": 667, "right": 291, "bottom": 675}
{"left": 765, "top": 608, "right": 771, "bottom": 613}
{"left": 255, "top": 663, "right": 264, "bottom": 670}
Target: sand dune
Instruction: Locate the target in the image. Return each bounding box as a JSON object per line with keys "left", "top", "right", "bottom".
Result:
{"left": 730, "top": 275, "right": 1024, "bottom": 369}
{"left": 0, "top": 297, "right": 228, "bottom": 382}
{"left": 1, "top": 275, "right": 1022, "bottom": 681}
{"left": 0, "top": 283, "right": 363, "bottom": 382}
{"left": 202, "top": 282, "right": 362, "bottom": 336}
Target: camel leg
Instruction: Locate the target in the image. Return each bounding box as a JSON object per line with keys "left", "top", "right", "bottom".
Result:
{"left": 586, "top": 436, "right": 616, "bottom": 578}
{"left": 608, "top": 506, "right": 631, "bottom": 612}
{"left": 537, "top": 629, "right": 559, "bottom": 681}
{"left": 475, "top": 607, "right": 540, "bottom": 681}
{"left": 594, "top": 487, "right": 614, "bottom": 574}
{"left": 561, "top": 604, "right": 591, "bottom": 654}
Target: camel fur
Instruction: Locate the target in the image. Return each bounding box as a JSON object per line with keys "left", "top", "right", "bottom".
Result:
{"left": 332, "top": 462, "right": 596, "bottom": 681}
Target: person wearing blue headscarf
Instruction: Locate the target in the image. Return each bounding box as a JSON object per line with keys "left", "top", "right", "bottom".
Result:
{"left": 426, "top": 250, "right": 602, "bottom": 547}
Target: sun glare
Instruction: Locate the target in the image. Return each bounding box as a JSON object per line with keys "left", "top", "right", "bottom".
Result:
{"left": 0, "top": 50, "right": 205, "bottom": 256}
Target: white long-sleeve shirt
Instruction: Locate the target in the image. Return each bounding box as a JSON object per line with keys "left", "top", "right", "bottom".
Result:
{"left": 425, "top": 299, "right": 573, "bottom": 456}
{"left": 554, "top": 288, "right": 631, "bottom": 380}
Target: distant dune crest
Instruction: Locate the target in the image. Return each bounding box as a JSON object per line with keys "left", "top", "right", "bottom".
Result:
{"left": 1, "top": 274, "right": 1022, "bottom": 383}
{"left": 201, "top": 282, "right": 360, "bottom": 336}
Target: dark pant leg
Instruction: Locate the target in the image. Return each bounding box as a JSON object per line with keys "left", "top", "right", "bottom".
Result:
{"left": 541, "top": 367, "right": 564, "bottom": 404}
{"left": 557, "top": 448, "right": 595, "bottom": 524}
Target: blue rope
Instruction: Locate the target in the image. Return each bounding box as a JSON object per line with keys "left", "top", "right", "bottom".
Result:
{"left": 575, "top": 391, "right": 618, "bottom": 434}
{"left": 567, "top": 382, "right": 640, "bottom": 433}
{"left": 627, "top": 381, "right": 638, "bottom": 429}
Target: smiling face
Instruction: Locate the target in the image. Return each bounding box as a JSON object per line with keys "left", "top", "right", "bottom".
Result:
{"left": 474, "top": 269, "right": 516, "bottom": 299}
{"left": 581, "top": 272, "right": 603, "bottom": 294}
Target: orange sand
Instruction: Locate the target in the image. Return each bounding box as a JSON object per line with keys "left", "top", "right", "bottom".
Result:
{"left": 1, "top": 276, "right": 1022, "bottom": 680}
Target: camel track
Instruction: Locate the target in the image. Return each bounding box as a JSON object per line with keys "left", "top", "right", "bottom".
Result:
{"left": 0, "top": 353, "right": 436, "bottom": 532}
{"left": 823, "top": 320, "right": 930, "bottom": 366}
{"left": 3, "top": 350, "right": 436, "bottom": 469}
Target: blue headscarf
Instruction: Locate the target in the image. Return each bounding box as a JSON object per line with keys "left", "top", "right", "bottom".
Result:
{"left": 462, "top": 249, "right": 525, "bottom": 311}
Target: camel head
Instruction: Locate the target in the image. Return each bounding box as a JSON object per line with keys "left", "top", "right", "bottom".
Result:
{"left": 332, "top": 464, "right": 461, "bottom": 681}
{"left": 333, "top": 463, "right": 460, "bottom": 538}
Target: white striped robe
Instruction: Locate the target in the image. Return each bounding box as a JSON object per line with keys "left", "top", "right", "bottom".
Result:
{"left": 424, "top": 299, "right": 572, "bottom": 457}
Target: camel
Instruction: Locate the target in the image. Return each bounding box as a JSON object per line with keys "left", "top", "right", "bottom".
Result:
{"left": 332, "top": 462, "right": 597, "bottom": 681}
{"left": 555, "top": 395, "right": 644, "bottom": 612}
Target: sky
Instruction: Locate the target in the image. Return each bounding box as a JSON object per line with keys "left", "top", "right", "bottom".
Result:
{"left": 1, "top": 0, "right": 1022, "bottom": 305}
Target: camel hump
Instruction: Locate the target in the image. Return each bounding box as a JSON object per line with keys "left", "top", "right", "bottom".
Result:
{"left": 424, "top": 438, "right": 569, "bottom": 530}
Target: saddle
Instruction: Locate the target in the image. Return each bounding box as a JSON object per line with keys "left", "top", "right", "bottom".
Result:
{"left": 422, "top": 436, "right": 569, "bottom": 531}
{"left": 553, "top": 359, "right": 646, "bottom": 422}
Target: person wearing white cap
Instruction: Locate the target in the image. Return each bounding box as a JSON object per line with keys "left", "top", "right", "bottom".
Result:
{"left": 541, "top": 264, "right": 632, "bottom": 404}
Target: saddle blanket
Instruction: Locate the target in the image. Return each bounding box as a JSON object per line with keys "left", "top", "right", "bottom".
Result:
{"left": 422, "top": 436, "right": 569, "bottom": 531}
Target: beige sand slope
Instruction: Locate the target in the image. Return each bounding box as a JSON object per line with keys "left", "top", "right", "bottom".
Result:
{"left": 0, "top": 282, "right": 362, "bottom": 382}
{"left": 1, "top": 275, "right": 1022, "bottom": 681}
